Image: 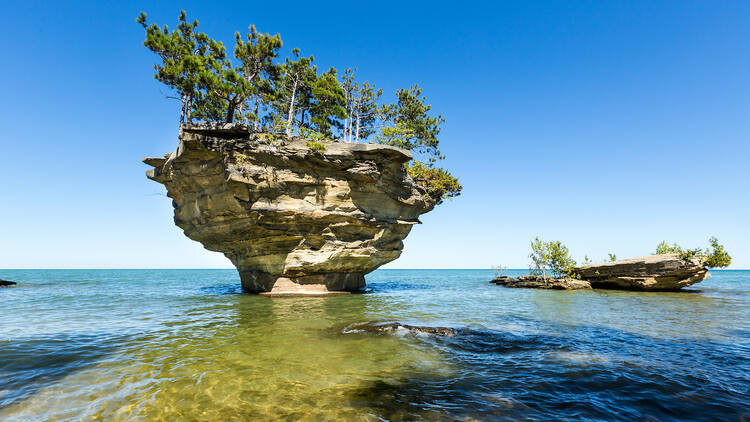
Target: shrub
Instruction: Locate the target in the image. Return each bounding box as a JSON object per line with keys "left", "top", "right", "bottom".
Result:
{"left": 407, "top": 161, "right": 462, "bottom": 203}
{"left": 491, "top": 265, "right": 508, "bottom": 278}
{"left": 305, "top": 141, "right": 327, "bottom": 153}
{"left": 655, "top": 237, "right": 731, "bottom": 268}
{"left": 529, "top": 237, "right": 577, "bottom": 280}
{"left": 705, "top": 236, "right": 731, "bottom": 268}
{"left": 656, "top": 241, "right": 683, "bottom": 255}
{"left": 608, "top": 253, "right": 617, "bottom": 262}
{"left": 299, "top": 127, "right": 327, "bottom": 141}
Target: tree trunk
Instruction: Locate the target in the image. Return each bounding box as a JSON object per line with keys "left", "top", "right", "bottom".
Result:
{"left": 180, "top": 93, "right": 187, "bottom": 124}
{"left": 254, "top": 95, "right": 260, "bottom": 130}
{"left": 226, "top": 98, "right": 236, "bottom": 123}
{"left": 355, "top": 103, "right": 361, "bottom": 143}
{"left": 343, "top": 114, "right": 349, "bottom": 143}
{"left": 286, "top": 78, "right": 298, "bottom": 136}
{"left": 347, "top": 102, "right": 354, "bottom": 142}
{"left": 186, "top": 94, "right": 193, "bottom": 123}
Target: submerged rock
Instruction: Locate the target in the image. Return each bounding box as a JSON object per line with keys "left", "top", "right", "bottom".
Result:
{"left": 492, "top": 275, "right": 592, "bottom": 290}
{"left": 577, "top": 253, "right": 709, "bottom": 291}
{"left": 0, "top": 279, "right": 17, "bottom": 287}
{"left": 144, "top": 123, "right": 438, "bottom": 295}
{"left": 343, "top": 321, "right": 457, "bottom": 336}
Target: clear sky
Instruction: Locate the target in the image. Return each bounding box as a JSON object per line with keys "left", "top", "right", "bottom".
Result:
{"left": 1, "top": 1, "right": 748, "bottom": 269}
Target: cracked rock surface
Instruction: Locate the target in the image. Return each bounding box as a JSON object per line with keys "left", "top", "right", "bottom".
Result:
{"left": 577, "top": 254, "right": 710, "bottom": 291}
{"left": 144, "top": 124, "right": 437, "bottom": 294}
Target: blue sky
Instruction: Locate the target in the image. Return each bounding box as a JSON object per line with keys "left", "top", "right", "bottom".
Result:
{"left": 1, "top": 1, "right": 748, "bottom": 269}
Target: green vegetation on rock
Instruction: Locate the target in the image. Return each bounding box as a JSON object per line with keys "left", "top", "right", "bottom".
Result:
{"left": 406, "top": 162, "right": 461, "bottom": 203}
{"left": 305, "top": 141, "right": 327, "bottom": 154}
{"left": 138, "top": 10, "right": 460, "bottom": 206}
{"left": 654, "top": 237, "right": 731, "bottom": 268}
{"left": 529, "top": 237, "right": 577, "bottom": 280}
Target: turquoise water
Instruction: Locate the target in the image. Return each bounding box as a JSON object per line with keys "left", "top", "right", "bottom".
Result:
{"left": 1, "top": 269, "right": 749, "bottom": 421}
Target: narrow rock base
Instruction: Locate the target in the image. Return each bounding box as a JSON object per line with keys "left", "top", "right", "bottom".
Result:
{"left": 240, "top": 270, "right": 365, "bottom": 296}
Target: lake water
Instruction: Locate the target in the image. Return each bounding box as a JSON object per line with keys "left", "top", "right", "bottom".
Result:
{"left": 1, "top": 269, "right": 748, "bottom": 421}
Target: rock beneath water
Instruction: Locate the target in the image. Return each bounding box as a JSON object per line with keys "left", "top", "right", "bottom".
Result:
{"left": 577, "top": 254, "right": 709, "bottom": 291}
{"left": 143, "top": 124, "right": 438, "bottom": 295}
{"left": 343, "top": 321, "right": 457, "bottom": 336}
{"left": 492, "top": 275, "right": 592, "bottom": 290}
{"left": 0, "top": 279, "right": 17, "bottom": 287}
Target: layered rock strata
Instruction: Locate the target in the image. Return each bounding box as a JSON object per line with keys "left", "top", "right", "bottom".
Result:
{"left": 577, "top": 253, "right": 709, "bottom": 291}
{"left": 144, "top": 124, "right": 437, "bottom": 295}
{"left": 491, "top": 254, "right": 710, "bottom": 292}
{"left": 491, "top": 276, "right": 592, "bottom": 290}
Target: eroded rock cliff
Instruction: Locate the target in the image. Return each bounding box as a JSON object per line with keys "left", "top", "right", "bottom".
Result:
{"left": 144, "top": 124, "right": 438, "bottom": 295}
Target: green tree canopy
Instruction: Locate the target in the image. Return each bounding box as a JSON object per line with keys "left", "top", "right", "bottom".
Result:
{"left": 377, "top": 85, "right": 445, "bottom": 164}
{"left": 138, "top": 11, "right": 461, "bottom": 205}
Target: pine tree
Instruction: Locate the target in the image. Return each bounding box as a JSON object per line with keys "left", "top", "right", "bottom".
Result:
{"left": 340, "top": 68, "right": 357, "bottom": 142}
{"left": 352, "top": 81, "right": 382, "bottom": 143}
{"left": 193, "top": 38, "right": 250, "bottom": 123}
{"left": 268, "top": 49, "right": 316, "bottom": 135}
{"left": 137, "top": 11, "right": 209, "bottom": 124}
{"left": 309, "top": 68, "right": 346, "bottom": 138}
{"left": 377, "top": 85, "right": 445, "bottom": 164}
{"left": 233, "top": 25, "right": 282, "bottom": 128}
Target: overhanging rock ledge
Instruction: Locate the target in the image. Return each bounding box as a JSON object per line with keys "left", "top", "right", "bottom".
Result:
{"left": 143, "top": 123, "right": 438, "bottom": 295}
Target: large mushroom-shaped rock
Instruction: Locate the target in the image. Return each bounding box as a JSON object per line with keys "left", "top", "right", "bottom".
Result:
{"left": 577, "top": 254, "right": 709, "bottom": 291}
{"left": 143, "top": 124, "right": 437, "bottom": 295}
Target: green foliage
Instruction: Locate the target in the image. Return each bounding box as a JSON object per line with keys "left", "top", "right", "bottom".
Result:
{"left": 377, "top": 85, "right": 445, "bottom": 164}
{"left": 655, "top": 237, "right": 731, "bottom": 268}
{"left": 305, "top": 141, "right": 327, "bottom": 153}
{"left": 298, "top": 127, "right": 326, "bottom": 141}
{"left": 309, "top": 68, "right": 346, "bottom": 137}
{"left": 529, "top": 237, "right": 550, "bottom": 280}
{"left": 233, "top": 25, "right": 282, "bottom": 126}
{"left": 138, "top": 11, "right": 460, "bottom": 208}
{"left": 491, "top": 265, "right": 508, "bottom": 278}
{"left": 608, "top": 253, "right": 617, "bottom": 262}
{"left": 136, "top": 11, "right": 210, "bottom": 124}
{"left": 406, "top": 162, "right": 462, "bottom": 203}
{"left": 528, "top": 237, "right": 577, "bottom": 280}
{"left": 705, "top": 237, "right": 731, "bottom": 268}
{"left": 655, "top": 241, "right": 683, "bottom": 255}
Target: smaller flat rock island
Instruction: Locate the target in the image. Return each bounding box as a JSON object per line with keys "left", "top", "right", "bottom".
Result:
{"left": 144, "top": 124, "right": 440, "bottom": 295}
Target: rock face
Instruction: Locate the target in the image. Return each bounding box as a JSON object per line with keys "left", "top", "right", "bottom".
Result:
{"left": 577, "top": 254, "right": 709, "bottom": 291}
{"left": 491, "top": 276, "right": 592, "bottom": 290}
{"left": 144, "top": 124, "right": 437, "bottom": 295}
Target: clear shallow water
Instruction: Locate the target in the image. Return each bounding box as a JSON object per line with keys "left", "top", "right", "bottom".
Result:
{"left": 1, "top": 269, "right": 749, "bottom": 421}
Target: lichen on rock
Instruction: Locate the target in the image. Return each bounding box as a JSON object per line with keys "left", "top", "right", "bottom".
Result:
{"left": 143, "top": 123, "right": 439, "bottom": 295}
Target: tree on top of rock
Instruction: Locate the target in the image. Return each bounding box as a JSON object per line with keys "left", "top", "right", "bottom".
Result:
{"left": 377, "top": 85, "right": 445, "bottom": 164}
{"left": 137, "top": 11, "right": 209, "bottom": 124}
{"left": 309, "top": 68, "right": 346, "bottom": 138}
{"left": 233, "top": 25, "right": 282, "bottom": 128}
